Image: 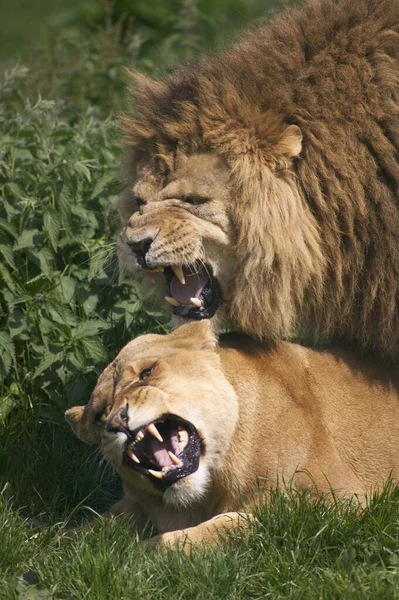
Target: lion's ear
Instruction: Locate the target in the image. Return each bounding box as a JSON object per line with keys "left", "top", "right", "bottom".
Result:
{"left": 273, "top": 125, "right": 302, "bottom": 158}
{"left": 65, "top": 405, "right": 99, "bottom": 445}
{"left": 171, "top": 321, "right": 217, "bottom": 350}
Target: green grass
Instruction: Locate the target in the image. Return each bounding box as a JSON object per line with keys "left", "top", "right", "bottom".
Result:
{"left": 3, "top": 1, "right": 399, "bottom": 598}
{"left": 2, "top": 482, "right": 399, "bottom": 599}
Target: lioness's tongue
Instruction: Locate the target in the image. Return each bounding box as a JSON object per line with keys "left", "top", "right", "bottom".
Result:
{"left": 170, "top": 267, "right": 209, "bottom": 305}
{"left": 149, "top": 437, "right": 173, "bottom": 468}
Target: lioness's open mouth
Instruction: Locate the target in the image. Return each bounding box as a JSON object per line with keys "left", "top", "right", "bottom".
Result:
{"left": 123, "top": 415, "right": 202, "bottom": 490}
{"left": 163, "top": 264, "right": 221, "bottom": 320}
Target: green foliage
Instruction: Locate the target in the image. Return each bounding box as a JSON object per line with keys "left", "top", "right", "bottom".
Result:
{"left": 2, "top": 483, "right": 399, "bottom": 599}
{"left": 0, "top": 64, "right": 166, "bottom": 429}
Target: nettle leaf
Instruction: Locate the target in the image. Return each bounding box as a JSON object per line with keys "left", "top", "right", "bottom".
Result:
{"left": 43, "top": 211, "right": 61, "bottom": 251}
{"left": 73, "top": 320, "right": 109, "bottom": 340}
{"left": 81, "top": 337, "right": 107, "bottom": 362}
{"left": 0, "top": 331, "right": 15, "bottom": 375}
{"left": 91, "top": 172, "right": 116, "bottom": 199}
{"left": 88, "top": 249, "right": 110, "bottom": 281}
{"left": 26, "top": 248, "right": 54, "bottom": 277}
{"left": 59, "top": 276, "right": 76, "bottom": 304}
{"left": 14, "top": 230, "right": 43, "bottom": 250}
{"left": 0, "top": 243, "right": 16, "bottom": 270}
{"left": 34, "top": 350, "right": 64, "bottom": 379}
{"left": 0, "top": 218, "right": 18, "bottom": 240}
{"left": 0, "top": 263, "right": 16, "bottom": 292}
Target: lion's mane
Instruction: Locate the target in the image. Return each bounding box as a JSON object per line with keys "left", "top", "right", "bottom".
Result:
{"left": 121, "top": 0, "right": 399, "bottom": 358}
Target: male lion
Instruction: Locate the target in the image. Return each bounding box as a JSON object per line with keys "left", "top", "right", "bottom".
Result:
{"left": 117, "top": 0, "right": 399, "bottom": 358}
{"left": 66, "top": 322, "right": 399, "bottom": 551}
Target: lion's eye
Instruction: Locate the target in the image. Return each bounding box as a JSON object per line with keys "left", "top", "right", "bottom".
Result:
{"left": 139, "top": 366, "right": 154, "bottom": 381}
{"left": 183, "top": 196, "right": 209, "bottom": 205}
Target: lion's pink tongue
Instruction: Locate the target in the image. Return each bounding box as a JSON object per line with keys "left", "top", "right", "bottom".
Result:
{"left": 170, "top": 267, "right": 209, "bottom": 305}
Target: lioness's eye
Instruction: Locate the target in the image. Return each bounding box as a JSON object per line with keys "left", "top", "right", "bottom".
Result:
{"left": 139, "top": 366, "right": 154, "bottom": 381}
{"left": 183, "top": 196, "right": 209, "bottom": 205}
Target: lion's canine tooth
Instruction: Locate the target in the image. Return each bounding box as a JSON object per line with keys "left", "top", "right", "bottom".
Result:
{"left": 168, "top": 451, "right": 182, "bottom": 466}
{"left": 126, "top": 447, "right": 140, "bottom": 463}
{"left": 190, "top": 297, "right": 202, "bottom": 308}
{"left": 148, "top": 469, "right": 165, "bottom": 479}
{"left": 171, "top": 265, "right": 185, "bottom": 285}
{"left": 147, "top": 423, "right": 163, "bottom": 442}
{"left": 165, "top": 296, "right": 181, "bottom": 307}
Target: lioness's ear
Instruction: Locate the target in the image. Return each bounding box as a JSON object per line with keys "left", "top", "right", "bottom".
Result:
{"left": 171, "top": 321, "right": 217, "bottom": 350}
{"left": 65, "top": 405, "right": 99, "bottom": 445}
{"left": 273, "top": 125, "right": 302, "bottom": 158}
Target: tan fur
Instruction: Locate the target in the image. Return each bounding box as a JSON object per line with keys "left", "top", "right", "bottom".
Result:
{"left": 117, "top": 0, "right": 399, "bottom": 357}
{"left": 66, "top": 322, "right": 399, "bottom": 551}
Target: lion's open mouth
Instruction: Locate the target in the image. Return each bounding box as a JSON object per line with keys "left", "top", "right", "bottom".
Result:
{"left": 123, "top": 415, "right": 202, "bottom": 490}
{"left": 163, "top": 264, "right": 221, "bottom": 320}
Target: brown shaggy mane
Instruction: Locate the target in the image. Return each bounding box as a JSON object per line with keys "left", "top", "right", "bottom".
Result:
{"left": 121, "top": 0, "right": 399, "bottom": 359}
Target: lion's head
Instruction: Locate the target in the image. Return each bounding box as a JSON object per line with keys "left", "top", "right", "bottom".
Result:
{"left": 117, "top": 74, "right": 325, "bottom": 339}
{"left": 65, "top": 321, "right": 238, "bottom": 508}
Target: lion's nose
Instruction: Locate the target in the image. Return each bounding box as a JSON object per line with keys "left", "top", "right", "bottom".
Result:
{"left": 127, "top": 237, "right": 153, "bottom": 267}
{"left": 106, "top": 404, "right": 129, "bottom": 433}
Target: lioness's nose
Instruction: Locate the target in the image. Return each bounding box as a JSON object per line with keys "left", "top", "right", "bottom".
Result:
{"left": 127, "top": 237, "right": 153, "bottom": 266}
{"left": 106, "top": 405, "right": 129, "bottom": 433}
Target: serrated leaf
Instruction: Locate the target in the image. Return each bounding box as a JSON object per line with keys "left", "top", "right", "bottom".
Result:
{"left": 73, "top": 320, "right": 108, "bottom": 340}
{"left": 0, "top": 263, "right": 16, "bottom": 291}
{"left": 14, "top": 229, "right": 42, "bottom": 250}
{"left": 0, "top": 218, "right": 18, "bottom": 240}
{"left": 81, "top": 338, "right": 107, "bottom": 362}
{"left": 0, "top": 331, "right": 15, "bottom": 375}
{"left": 34, "top": 350, "right": 64, "bottom": 379}
{"left": 0, "top": 396, "right": 14, "bottom": 423}
{"left": 88, "top": 250, "right": 108, "bottom": 281}
{"left": 26, "top": 247, "right": 54, "bottom": 277}
{"left": 43, "top": 211, "right": 60, "bottom": 251}
{"left": 0, "top": 244, "right": 16, "bottom": 269}
{"left": 91, "top": 172, "right": 115, "bottom": 199}
{"left": 59, "top": 276, "right": 76, "bottom": 304}
{"left": 75, "top": 161, "right": 92, "bottom": 182}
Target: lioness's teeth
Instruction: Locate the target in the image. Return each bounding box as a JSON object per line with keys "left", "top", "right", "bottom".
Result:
{"left": 190, "top": 297, "right": 202, "bottom": 308}
{"left": 126, "top": 447, "right": 140, "bottom": 463}
{"left": 165, "top": 296, "right": 181, "bottom": 307}
{"left": 136, "top": 430, "right": 144, "bottom": 442}
{"left": 178, "top": 430, "right": 189, "bottom": 448}
{"left": 147, "top": 423, "right": 163, "bottom": 442}
{"left": 145, "top": 272, "right": 156, "bottom": 284}
{"left": 168, "top": 451, "right": 182, "bottom": 466}
{"left": 171, "top": 265, "right": 185, "bottom": 285}
{"left": 148, "top": 469, "right": 165, "bottom": 479}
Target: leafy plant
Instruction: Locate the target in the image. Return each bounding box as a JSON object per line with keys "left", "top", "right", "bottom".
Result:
{"left": 0, "top": 65, "right": 166, "bottom": 426}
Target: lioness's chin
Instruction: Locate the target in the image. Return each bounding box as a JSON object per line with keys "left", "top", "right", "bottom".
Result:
{"left": 163, "top": 463, "right": 210, "bottom": 508}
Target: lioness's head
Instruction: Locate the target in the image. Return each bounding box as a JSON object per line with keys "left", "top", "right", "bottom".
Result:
{"left": 65, "top": 322, "right": 237, "bottom": 507}
{"left": 117, "top": 72, "right": 324, "bottom": 339}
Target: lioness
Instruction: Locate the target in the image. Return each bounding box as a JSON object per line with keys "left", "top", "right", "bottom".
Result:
{"left": 117, "top": 0, "right": 399, "bottom": 359}
{"left": 66, "top": 322, "right": 399, "bottom": 550}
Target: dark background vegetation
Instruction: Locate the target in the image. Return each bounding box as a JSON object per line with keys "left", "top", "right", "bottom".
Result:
{"left": 3, "top": 2, "right": 399, "bottom": 598}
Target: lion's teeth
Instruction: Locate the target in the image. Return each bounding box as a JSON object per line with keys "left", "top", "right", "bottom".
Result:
{"left": 190, "top": 297, "right": 202, "bottom": 308}
{"left": 135, "top": 430, "right": 144, "bottom": 442}
{"left": 165, "top": 296, "right": 181, "bottom": 307}
{"left": 126, "top": 447, "right": 140, "bottom": 463}
{"left": 171, "top": 265, "right": 185, "bottom": 285}
{"left": 147, "top": 423, "right": 163, "bottom": 442}
{"left": 168, "top": 451, "right": 182, "bottom": 466}
{"left": 148, "top": 469, "right": 165, "bottom": 479}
